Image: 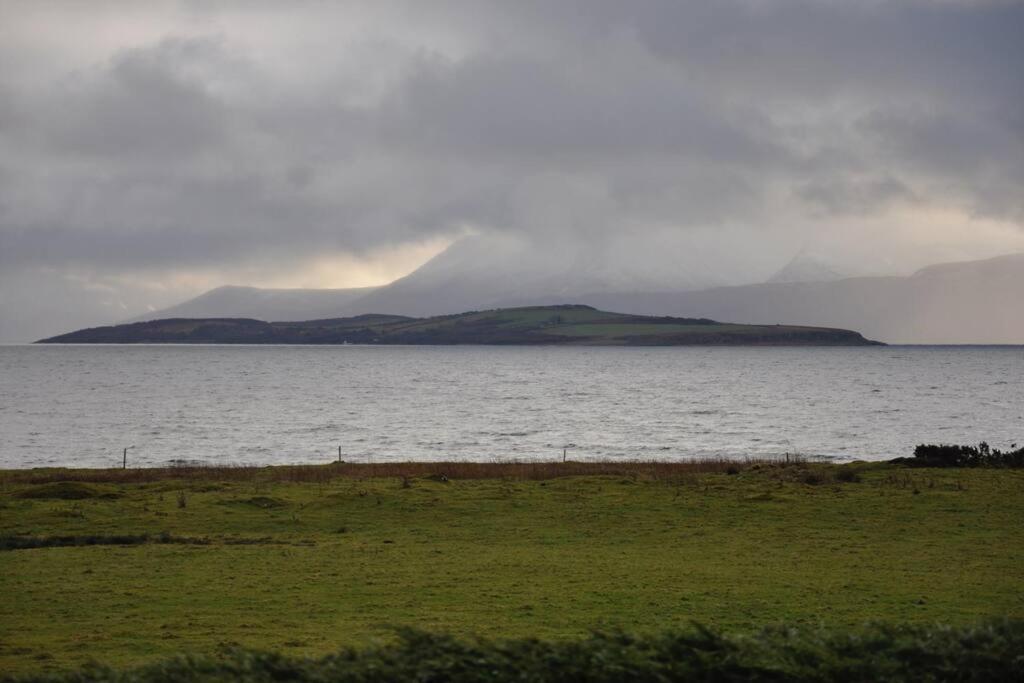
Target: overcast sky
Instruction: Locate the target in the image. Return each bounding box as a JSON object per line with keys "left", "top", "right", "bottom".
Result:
{"left": 1, "top": 0, "right": 1023, "bottom": 340}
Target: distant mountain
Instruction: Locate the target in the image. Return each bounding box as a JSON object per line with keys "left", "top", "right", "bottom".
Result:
{"left": 38, "top": 305, "right": 880, "bottom": 346}
{"left": 129, "top": 285, "right": 380, "bottom": 323}
{"left": 131, "top": 250, "right": 1024, "bottom": 344}
{"left": 767, "top": 252, "right": 847, "bottom": 284}
{"left": 340, "top": 233, "right": 751, "bottom": 317}
{"left": 580, "top": 253, "right": 1024, "bottom": 344}
{"left": 141, "top": 234, "right": 749, "bottom": 325}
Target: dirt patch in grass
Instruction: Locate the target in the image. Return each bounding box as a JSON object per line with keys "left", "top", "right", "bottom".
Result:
{"left": 0, "top": 533, "right": 207, "bottom": 551}
{"left": 0, "top": 533, "right": 301, "bottom": 551}
{"left": 219, "top": 496, "right": 289, "bottom": 509}
{"left": 13, "top": 482, "right": 121, "bottom": 500}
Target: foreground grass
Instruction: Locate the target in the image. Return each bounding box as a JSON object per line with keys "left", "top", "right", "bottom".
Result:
{"left": 1, "top": 461, "right": 1023, "bottom": 675}
{"left": 7, "top": 621, "right": 1024, "bottom": 682}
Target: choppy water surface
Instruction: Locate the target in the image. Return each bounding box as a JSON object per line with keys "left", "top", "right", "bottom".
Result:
{"left": 1, "top": 344, "right": 1021, "bottom": 468}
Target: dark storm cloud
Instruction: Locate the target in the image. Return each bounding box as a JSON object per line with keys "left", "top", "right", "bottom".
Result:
{"left": 379, "top": 54, "right": 783, "bottom": 165}
{"left": 1, "top": 0, "right": 1022, "bottom": 285}
{"left": 520, "top": 0, "right": 1024, "bottom": 105}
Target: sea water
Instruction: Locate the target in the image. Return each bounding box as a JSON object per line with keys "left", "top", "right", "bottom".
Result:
{"left": 1, "top": 344, "right": 1021, "bottom": 468}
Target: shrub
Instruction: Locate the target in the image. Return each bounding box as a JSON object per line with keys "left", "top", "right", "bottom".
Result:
{"left": 0, "top": 534, "right": 210, "bottom": 551}
{"left": 911, "top": 442, "right": 1024, "bottom": 468}
{"left": 835, "top": 467, "right": 861, "bottom": 483}
{"left": 6, "top": 621, "right": 1022, "bottom": 682}
{"left": 14, "top": 482, "right": 119, "bottom": 500}
{"left": 799, "top": 470, "right": 830, "bottom": 485}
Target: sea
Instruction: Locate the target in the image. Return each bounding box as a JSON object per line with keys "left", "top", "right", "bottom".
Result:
{"left": 1, "top": 344, "right": 1021, "bottom": 468}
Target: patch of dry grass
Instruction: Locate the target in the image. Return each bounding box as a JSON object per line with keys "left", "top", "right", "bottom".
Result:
{"left": 0, "top": 457, "right": 814, "bottom": 486}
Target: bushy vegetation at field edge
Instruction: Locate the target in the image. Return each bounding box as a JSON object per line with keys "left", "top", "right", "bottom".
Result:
{"left": 6, "top": 620, "right": 1022, "bottom": 683}
{"left": 907, "top": 442, "right": 1024, "bottom": 468}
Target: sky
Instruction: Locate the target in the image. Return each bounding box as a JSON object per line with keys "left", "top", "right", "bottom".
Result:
{"left": 1, "top": 0, "right": 1023, "bottom": 340}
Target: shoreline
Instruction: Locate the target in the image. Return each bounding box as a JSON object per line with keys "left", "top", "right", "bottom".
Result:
{"left": 0, "top": 456, "right": 859, "bottom": 484}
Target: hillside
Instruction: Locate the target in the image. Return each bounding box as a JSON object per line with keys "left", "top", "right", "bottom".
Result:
{"left": 38, "top": 305, "right": 881, "bottom": 346}
{"left": 582, "top": 253, "right": 1024, "bottom": 344}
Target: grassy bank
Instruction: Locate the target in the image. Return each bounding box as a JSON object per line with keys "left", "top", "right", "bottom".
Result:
{"left": 1, "top": 461, "right": 1023, "bottom": 675}
{"left": 7, "top": 621, "right": 1024, "bottom": 682}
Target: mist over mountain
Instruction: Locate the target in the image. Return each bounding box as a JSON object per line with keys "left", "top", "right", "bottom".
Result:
{"left": 128, "top": 242, "right": 1023, "bottom": 345}
{"left": 582, "top": 254, "right": 1024, "bottom": 345}
{"left": 767, "top": 253, "right": 847, "bottom": 284}
{"left": 137, "top": 232, "right": 781, "bottom": 324}
{"left": 337, "top": 233, "right": 774, "bottom": 317}
{"left": 128, "top": 285, "right": 379, "bottom": 323}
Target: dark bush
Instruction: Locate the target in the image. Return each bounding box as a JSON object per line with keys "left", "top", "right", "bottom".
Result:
{"left": 6, "top": 621, "right": 1022, "bottom": 682}
{"left": 0, "top": 534, "right": 210, "bottom": 551}
{"left": 911, "top": 442, "right": 1024, "bottom": 468}
{"left": 799, "top": 470, "right": 830, "bottom": 485}
{"left": 835, "top": 467, "right": 861, "bottom": 483}
{"left": 13, "top": 482, "right": 119, "bottom": 500}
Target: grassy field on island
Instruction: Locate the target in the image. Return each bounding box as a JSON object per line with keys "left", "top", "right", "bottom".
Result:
{"left": 39, "top": 304, "right": 880, "bottom": 346}
{"left": 1, "top": 460, "right": 1023, "bottom": 677}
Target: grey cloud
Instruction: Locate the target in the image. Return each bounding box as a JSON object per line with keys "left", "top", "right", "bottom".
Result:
{"left": 798, "top": 176, "right": 918, "bottom": 216}
{"left": 380, "top": 54, "right": 782, "bottom": 165}
{"left": 547, "top": 1, "right": 1024, "bottom": 103}
{"left": 31, "top": 38, "right": 230, "bottom": 162}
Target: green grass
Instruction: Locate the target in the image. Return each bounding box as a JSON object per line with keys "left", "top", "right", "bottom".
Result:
{"left": 544, "top": 323, "right": 751, "bottom": 337}
{"left": 1, "top": 462, "right": 1022, "bottom": 675}
{"left": 382, "top": 306, "right": 628, "bottom": 334}
{"left": 42, "top": 305, "right": 877, "bottom": 345}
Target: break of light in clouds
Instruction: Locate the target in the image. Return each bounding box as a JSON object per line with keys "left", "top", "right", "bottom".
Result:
{"left": 1, "top": 0, "right": 1023, "bottom": 340}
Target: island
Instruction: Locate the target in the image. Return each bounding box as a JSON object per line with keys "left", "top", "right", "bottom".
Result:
{"left": 37, "top": 305, "right": 882, "bottom": 345}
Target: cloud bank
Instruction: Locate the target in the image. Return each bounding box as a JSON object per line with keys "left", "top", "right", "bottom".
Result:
{"left": 1, "top": 0, "right": 1022, "bottom": 340}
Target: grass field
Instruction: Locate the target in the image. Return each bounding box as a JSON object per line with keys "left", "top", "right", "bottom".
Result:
{"left": 544, "top": 323, "right": 751, "bottom": 337}
{"left": 2, "top": 460, "right": 1022, "bottom": 676}
{"left": 41, "top": 304, "right": 878, "bottom": 345}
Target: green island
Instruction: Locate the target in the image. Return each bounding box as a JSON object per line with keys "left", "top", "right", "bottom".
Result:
{"left": 2, "top": 458, "right": 1022, "bottom": 679}
{"left": 36, "top": 305, "right": 881, "bottom": 345}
